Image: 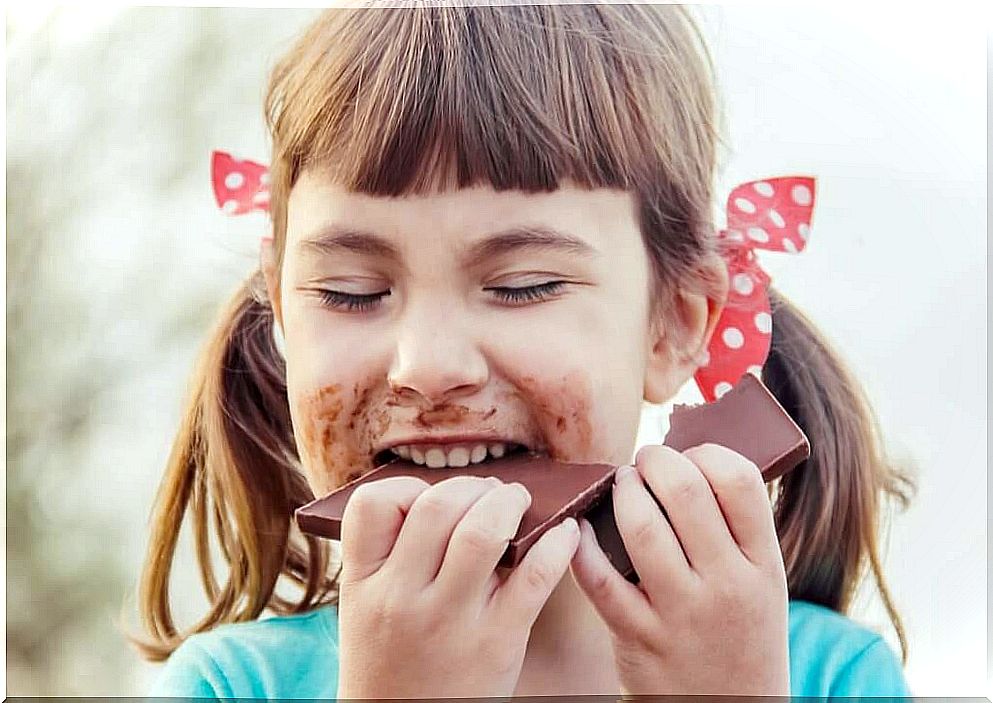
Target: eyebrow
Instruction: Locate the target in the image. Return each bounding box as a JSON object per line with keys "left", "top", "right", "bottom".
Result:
{"left": 296, "top": 223, "right": 599, "bottom": 267}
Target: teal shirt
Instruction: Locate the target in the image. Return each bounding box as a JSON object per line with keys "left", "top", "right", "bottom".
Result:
{"left": 148, "top": 600, "right": 912, "bottom": 697}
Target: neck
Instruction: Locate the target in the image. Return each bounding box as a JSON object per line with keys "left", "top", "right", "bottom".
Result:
{"left": 513, "top": 568, "right": 622, "bottom": 696}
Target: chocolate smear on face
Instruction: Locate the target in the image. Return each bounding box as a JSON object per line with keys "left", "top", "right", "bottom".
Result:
{"left": 297, "top": 380, "right": 394, "bottom": 495}
{"left": 509, "top": 372, "right": 598, "bottom": 461}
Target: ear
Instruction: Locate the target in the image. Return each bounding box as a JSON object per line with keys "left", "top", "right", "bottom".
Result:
{"left": 260, "top": 235, "right": 284, "bottom": 330}
{"left": 643, "top": 262, "right": 728, "bottom": 404}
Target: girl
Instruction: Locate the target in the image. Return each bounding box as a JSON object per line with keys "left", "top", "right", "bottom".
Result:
{"left": 133, "top": 4, "right": 916, "bottom": 698}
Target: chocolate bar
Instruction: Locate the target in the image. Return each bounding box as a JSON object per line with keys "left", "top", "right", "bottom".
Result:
{"left": 295, "top": 373, "right": 809, "bottom": 583}
{"left": 296, "top": 453, "right": 616, "bottom": 569}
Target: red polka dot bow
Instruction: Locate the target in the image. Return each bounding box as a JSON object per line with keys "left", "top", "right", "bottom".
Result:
{"left": 693, "top": 176, "right": 816, "bottom": 403}
{"left": 211, "top": 152, "right": 815, "bottom": 404}
{"left": 211, "top": 151, "right": 270, "bottom": 215}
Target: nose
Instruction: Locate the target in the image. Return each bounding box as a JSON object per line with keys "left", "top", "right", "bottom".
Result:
{"left": 387, "top": 304, "right": 489, "bottom": 405}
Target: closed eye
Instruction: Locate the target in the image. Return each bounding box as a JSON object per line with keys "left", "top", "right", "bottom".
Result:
{"left": 315, "top": 281, "right": 568, "bottom": 312}
{"left": 484, "top": 281, "right": 567, "bottom": 305}
{"left": 317, "top": 289, "right": 390, "bottom": 312}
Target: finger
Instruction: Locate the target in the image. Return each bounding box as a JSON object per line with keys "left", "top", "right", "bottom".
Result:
{"left": 635, "top": 444, "right": 739, "bottom": 575}
{"left": 434, "top": 481, "right": 532, "bottom": 609}
{"left": 387, "top": 475, "right": 499, "bottom": 588}
{"left": 339, "top": 476, "right": 430, "bottom": 583}
{"left": 491, "top": 517, "right": 580, "bottom": 631}
{"left": 611, "top": 459, "right": 696, "bottom": 600}
{"left": 569, "top": 517, "right": 655, "bottom": 640}
{"left": 682, "top": 443, "right": 780, "bottom": 567}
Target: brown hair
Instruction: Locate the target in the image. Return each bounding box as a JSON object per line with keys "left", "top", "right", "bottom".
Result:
{"left": 130, "top": 4, "right": 917, "bottom": 665}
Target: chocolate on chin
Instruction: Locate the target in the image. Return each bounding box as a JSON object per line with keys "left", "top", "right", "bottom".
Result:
{"left": 295, "top": 373, "right": 809, "bottom": 583}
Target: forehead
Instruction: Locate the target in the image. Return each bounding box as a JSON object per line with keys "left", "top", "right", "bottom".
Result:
{"left": 285, "top": 170, "right": 641, "bottom": 250}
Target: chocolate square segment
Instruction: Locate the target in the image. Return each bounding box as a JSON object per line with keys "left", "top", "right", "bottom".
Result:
{"left": 295, "top": 374, "right": 809, "bottom": 582}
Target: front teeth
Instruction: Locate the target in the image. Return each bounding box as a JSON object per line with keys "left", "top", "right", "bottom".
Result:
{"left": 391, "top": 442, "right": 516, "bottom": 468}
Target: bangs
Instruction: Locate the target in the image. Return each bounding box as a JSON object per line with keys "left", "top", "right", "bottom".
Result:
{"left": 265, "top": 4, "right": 714, "bottom": 198}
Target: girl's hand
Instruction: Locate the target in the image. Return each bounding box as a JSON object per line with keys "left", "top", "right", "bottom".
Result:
{"left": 336, "top": 474, "right": 580, "bottom": 700}
{"left": 570, "top": 443, "right": 791, "bottom": 696}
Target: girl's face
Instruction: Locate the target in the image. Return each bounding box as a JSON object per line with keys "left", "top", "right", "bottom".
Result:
{"left": 268, "top": 171, "right": 707, "bottom": 498}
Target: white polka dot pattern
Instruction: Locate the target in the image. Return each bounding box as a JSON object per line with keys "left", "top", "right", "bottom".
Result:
{"left": 732, "top": 273, "right": 754, "bottom": 295}
{"left": 747, "top": 227, "right": 769, "bottom": 243}
{"left": 224, "top": 172, "right": 245, "bottom": 190}
{"left": 753, "top": 181, "right": 774, "bottom": 197}
{"left": 791, "top": 184, "right": 812, "bottom": 205}
{"left": 734, "top": 197, "right": 756, "bottom": 214}
{"left": 722, "top": 327, "right": 745, "bottom": 349}
{"left": 754, "top": 312, "right": 772, "bottom": 334}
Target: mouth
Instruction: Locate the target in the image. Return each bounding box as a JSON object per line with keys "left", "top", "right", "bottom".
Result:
{"left": 373, "top": 440, "right": 539, "bottom": 469}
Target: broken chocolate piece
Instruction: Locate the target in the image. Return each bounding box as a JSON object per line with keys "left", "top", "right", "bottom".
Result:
{"left": 665, "top": 373, "right": 809, "bottom": 482}
{"left": 590, "top": 372, "right": 809, "bottom": 582}
{"left": 295, "top": 373, "right": 809, "bottom": 583}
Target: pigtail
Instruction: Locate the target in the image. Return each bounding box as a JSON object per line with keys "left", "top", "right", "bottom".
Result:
{"left": 128, "top": 272, "right": 339, "bottom": 662}
{"left": 761, "top": 286, "right": 917, "bottom": 665}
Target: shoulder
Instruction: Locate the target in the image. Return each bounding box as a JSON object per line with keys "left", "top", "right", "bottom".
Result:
{"left": 787, "top": 600, "right": 911, "bottom": 697}
{"left": 147, "top": 604, "right": 340, "bottom": 698}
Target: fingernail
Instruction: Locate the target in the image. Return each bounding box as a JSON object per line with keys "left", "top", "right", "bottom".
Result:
{"left": 512, "top": 482, "right": 532, "bottom": 505}
{"left": 560, "top": 517, "right": 579, "bottom": 534}
{"left": 614, "top": 464, "right": 636, "bottom": 485}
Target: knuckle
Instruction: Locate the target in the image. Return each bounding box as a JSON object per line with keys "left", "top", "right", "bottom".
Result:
{"left": 342, "top": 484, "right": 384, "bottom": 524}
{"left": 726, "top": 460, "right": 762, "bottom": 490}
{"left": 587, "top": 568, "right": 613, "bottom": 598}
{"left": 690, "top": 443, "right": 761, "bottom": 489}
{"left": 669, "top": 476, "right": 706, "bottom": 503}
{"left": 523, "top": 561, "right": 556, "bottom": 594}
{"left": 459, "top": 518, "right": 509, "bottom": 553}
{"left": 345, "top": 483, "right": 377, "bottom": 513}
{"left": 615, "top": 639, "right": 658, "bottom": 669}
{"left": 630, "top": 517, "right": 658, "bottom": 545}
{"left": 412, "top": 490, "right": 453, "bottom": 519}
{"left": 347, "top": 477, "right": 428, "bottom": 515}
{"left": 373, "top": 593, "right": 415, "bottom": 627}
{"left": 712, "top": 573, "right": 752, "bottom": 609}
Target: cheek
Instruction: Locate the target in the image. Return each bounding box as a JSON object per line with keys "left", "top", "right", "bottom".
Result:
{"left": 284, "top": 310, "right": 388, "bottom": 494}
{"left": 492, "top": 316, "right": 646, "bottom": 465}
{"left": 504, "top": 370, "right": 639, "bottom": 466}
{"left": 291, "top": 384, "right": 351, "bottom": 496}
{"left": 290, "top": 377, "right": 393, "bottom": 497}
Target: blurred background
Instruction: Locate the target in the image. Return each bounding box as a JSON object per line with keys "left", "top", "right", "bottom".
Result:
{"left": 5, "top": 3, "right": 987, "bottom": 696}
